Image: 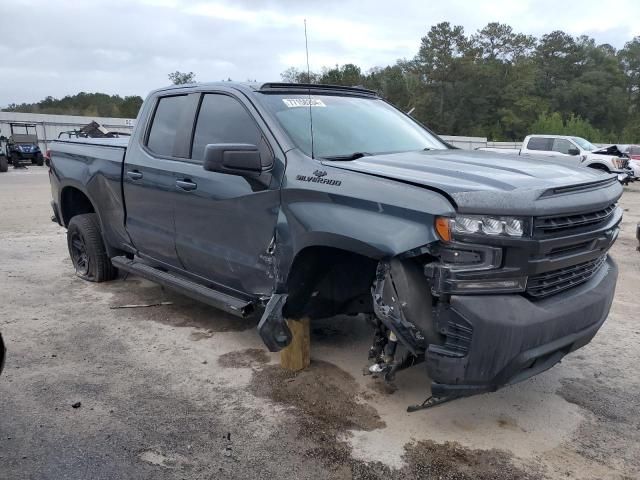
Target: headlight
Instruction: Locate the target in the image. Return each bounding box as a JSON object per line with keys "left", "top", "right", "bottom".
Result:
{"left": 436, "top": 215, "right": 526, "bottom": 241}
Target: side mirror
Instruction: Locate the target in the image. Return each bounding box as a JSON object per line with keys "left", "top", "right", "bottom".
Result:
{"left": 568, "top": 147, "right": 580, "bottom": 156}
{"left": 203, "top": 144, "right": 264, "bottom": 176}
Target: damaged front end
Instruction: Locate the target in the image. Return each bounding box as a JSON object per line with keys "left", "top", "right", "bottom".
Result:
{"left": 367, "top": 206, "right": 621, "bottom": 409}
{"left": 258, "top": 200, "right": 620, "bottom": 411}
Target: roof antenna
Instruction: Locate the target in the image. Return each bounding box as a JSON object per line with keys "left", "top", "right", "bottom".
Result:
{"left": 304, "top": 18, "right": 315, "bottom": 160}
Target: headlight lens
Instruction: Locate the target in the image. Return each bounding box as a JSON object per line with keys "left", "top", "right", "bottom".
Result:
{"left": 444, "top": 215, "right": 526, "bottom": 238}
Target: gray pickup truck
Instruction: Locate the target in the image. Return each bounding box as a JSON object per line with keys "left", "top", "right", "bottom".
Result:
{"left": 49, "top": 82, "right": 621, "bottom": 408}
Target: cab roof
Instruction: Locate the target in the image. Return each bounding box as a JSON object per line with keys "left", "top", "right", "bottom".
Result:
{"left": 153, "top": 81, "right": 378, "bottom": 98}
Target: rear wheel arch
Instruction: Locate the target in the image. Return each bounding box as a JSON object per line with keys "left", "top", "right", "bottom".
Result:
{"left": 60, "top": 186, "right": 96, "bottom": 227}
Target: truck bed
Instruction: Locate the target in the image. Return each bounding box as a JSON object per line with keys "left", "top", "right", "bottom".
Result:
{"left": 50, "top": 137, "right": 130, "bottom": 252}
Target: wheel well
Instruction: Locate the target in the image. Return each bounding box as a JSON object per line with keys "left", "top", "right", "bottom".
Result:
{"left": 60, "top": 187, "right": 95, "bottom": 227}
{"left": 588, "top": 163, "right": 610, "bottom": 173}
{"left": 283, "top": 246, "right": 379, "bottom": 320}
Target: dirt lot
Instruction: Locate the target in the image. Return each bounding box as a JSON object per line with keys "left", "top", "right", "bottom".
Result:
{"left": 1, "top": 167, "right": 638, "bottom": 479}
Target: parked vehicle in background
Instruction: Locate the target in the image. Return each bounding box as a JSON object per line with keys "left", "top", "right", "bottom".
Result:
{"left": 0, "top": 132, "right": 7, "bottom": 172}
{"left": 621, "top": 145, "right": 640, "bottom": 160}
{"left": 4, "top": 123, "right": 44, "bottom": 168}
{"left": 520, "top": 135, "right": 632, "bottom": 182}
{"left": 48, "top": 82, "right": 622, "bottom": 409}
{"left": 618, "top": 145, "right": 640, "bottom": 180}
{"left": 479, "top": 135, "right": 633, "bottom": 184}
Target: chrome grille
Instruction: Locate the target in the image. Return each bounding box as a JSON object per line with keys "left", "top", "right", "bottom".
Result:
{"left": 526, "top": 255, "right": 607, "bottom": 298}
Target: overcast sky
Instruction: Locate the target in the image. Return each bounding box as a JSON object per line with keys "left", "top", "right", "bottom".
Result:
{"left": 1, "top": 0, "right": 639, "bottom": 107}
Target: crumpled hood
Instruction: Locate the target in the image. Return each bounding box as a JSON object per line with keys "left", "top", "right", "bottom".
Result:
{"left": 323, "top": 149, "right": 622, "bottom": 215}
{"left": 591, "top": 145, "right": 625, "bottom": 157}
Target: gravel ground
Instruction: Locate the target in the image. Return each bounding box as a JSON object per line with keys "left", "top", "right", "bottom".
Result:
{"left": 0, "top": 166, "right": 638, "bottom": 479}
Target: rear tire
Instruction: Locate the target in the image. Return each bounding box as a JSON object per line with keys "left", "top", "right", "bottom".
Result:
{"left": 0, "top": 156, "right": 7, "bottom": 172}
{"left": 67, "top": 213, "right": 117, "bottom": 282}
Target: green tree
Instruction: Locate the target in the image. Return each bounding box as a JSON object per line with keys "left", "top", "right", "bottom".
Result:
{"left": 168, "top": 71, "right": 196, "bottom": 85}
{"left": 3, "top": 92, "right": 144, "bottom": 118}
{"left": 413, "top": 22, "right": 469, "bottom": 133}
{"left": 619, "top": 37, "right": 640, "bottom": 113}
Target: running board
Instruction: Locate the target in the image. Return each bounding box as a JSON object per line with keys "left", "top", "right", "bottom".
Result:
{"left": 111, "top": 256, "right": 254, "bottom": 317}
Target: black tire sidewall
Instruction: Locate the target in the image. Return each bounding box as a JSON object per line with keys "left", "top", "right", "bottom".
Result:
{"left": 67, "top": 214, "right": 116, "bottom": 282}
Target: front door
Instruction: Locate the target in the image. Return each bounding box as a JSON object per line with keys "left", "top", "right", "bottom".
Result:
{"left": 551, "top": 138, "right": 582, "bottom": 167}
{"left": 172, "top": 92, "right": 283, "bottom": 296}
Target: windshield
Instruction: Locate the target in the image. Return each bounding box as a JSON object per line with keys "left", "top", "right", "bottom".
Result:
{"left": 258, "top": 93, "right": 447, "bottom": 158}
{"left": 571, "top": 136, "right": 597, "bottom": 151}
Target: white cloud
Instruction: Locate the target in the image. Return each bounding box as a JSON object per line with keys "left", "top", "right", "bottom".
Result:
{"left": 0, "top": 0, "right": 639, "bottom": 106}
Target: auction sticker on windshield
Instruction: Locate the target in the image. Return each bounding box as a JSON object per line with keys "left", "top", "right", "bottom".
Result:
{"left": 282, "top": 98, "right": 326, "bottom": 108}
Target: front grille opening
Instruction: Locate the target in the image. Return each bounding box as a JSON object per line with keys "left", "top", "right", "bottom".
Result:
{"left": 526, "top": 255, "right": 607, "bottom": 299}
{"left": 535, "top": 204, "right": 616, "bottom": 236}
{"left": 548, "top": 241, "right": 592, "bottom": 258}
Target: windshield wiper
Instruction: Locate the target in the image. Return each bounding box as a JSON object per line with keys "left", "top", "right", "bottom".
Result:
{"left": 322, "top": 152, "right": 372, "bottom": 161}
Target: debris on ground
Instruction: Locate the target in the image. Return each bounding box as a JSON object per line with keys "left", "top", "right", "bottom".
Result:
{"left": 110, "top": 301, "right": 173, "bottom": 309}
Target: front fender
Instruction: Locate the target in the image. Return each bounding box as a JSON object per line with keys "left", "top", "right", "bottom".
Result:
{"left": 276, "top": 178, "right": 455, "bottom": 288}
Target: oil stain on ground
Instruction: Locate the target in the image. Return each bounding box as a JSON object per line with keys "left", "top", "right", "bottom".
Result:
{"left": 249, "top": 359, "right": 540, "bottom": 479}
{"left": 218, "top": 348, "right": 270, "bottom": 368}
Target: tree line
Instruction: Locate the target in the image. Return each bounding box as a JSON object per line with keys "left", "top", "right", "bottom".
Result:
{"left": 282, "top": 22, "right": 640, "bottom": 143}
{"left": 3, "top": 23, "right": 639, "bottom": 143}
{"left": 1, "top": 72, "right": 195, "bottom": 118}
{"left": 3, "top": 92, "right": 143, "bottom": 119}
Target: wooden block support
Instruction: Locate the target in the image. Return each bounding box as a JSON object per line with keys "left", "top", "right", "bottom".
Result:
{"left": 280, "top": 317, "right": 310, "bottom": 371}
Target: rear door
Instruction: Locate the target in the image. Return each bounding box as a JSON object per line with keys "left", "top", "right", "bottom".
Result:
{"left": 172, "top": 91, "right": 283, "bottom": 296}
{"left": 123, "top": 93, "right": 198, "bottom": 267}
{"left": 522, "top": 136, "right": 555, "bottom": 158}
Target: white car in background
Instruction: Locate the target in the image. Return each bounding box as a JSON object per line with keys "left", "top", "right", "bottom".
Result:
{"left": 479, "top": 134, "right": 634, "bottom": 184}
{"left": 618, "top": 145, "right": 640, "bottom": 180}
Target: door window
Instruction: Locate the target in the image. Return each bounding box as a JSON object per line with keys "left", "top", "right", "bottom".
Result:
{"left": 146, "top": 95, "right": 190, "bottom": 157}
{"left": 192, "top": 94, "right": 263, "bottom": 162}
{"left": 527, "top": 137, "right": 553, "bottom": 151}
{"left": 552, "top": 138, "right": 574, "bottom": 155}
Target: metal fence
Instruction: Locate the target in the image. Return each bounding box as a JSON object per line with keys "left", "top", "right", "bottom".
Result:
{"left": 0, "top": 112, "right": 135, "bottom": 152}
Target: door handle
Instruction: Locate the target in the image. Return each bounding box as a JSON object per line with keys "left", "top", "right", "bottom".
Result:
{"left": 126, "top": 170, "right": 143, "bottom": 180}
{"left": 175, "top": 179, "right": 197, "bottom": 191}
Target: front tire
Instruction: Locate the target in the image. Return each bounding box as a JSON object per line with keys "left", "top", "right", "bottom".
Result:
{"left": 67, "top": 214, "right": 117, "bottom": 282}
{"left": 0, "top": 156, "right": 7, "bottom": 173}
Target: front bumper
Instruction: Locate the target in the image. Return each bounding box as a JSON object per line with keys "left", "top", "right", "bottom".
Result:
{"left": 426, "top": 256, "right": 617, "bottom": 397}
